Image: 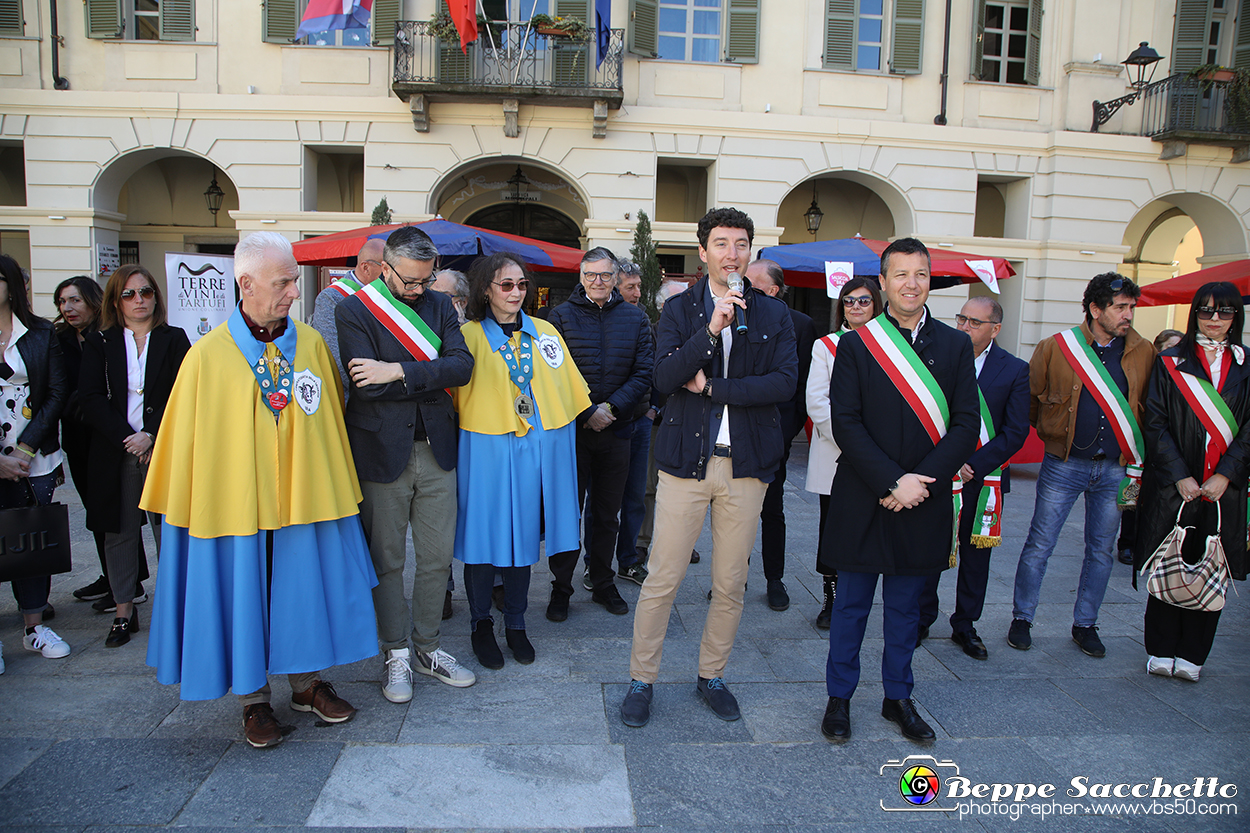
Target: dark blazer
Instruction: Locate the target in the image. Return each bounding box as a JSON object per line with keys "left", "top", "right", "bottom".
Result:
{"left": 652, "top": 275, "right": 797, "bottom": 483}
{"left": 336, "top": 286, "right": 473, "bottom": 480}
{"left": 11, "top": 318, "right": 67, "bottom": 457}
{"left": 1135, "top": 346, "right": 1250, "bottom": 581}
{"left": 966, "top": 342, "right": 1031, "bottom": 494}
{"left": 821, "top": 309, "right": 979, "bottom": 576}
{"left": 781, "top": 307, "right": 817, "bottom": 441}
{"left": 79, "top": 324, "right": 190, "bottom": 533}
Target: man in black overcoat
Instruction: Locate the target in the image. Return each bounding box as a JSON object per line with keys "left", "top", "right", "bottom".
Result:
{"left": 819, "top": 238, "right": 979, "bottom": 743}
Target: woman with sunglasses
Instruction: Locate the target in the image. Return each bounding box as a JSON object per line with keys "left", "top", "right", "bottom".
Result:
{"left": 1134, "top": 281, "right": 1249, "bottom": 682}
{"left": 804, "top": 277, "right": 883, "bottom": 628}
{"left": 79, "top": 265, "right": 190, "bottom": 648}
{"left": 0, "top": 254, "right": 70, "bottom": 670}
{"left": 452, "top": 253, "right": 590, "bottom": 669}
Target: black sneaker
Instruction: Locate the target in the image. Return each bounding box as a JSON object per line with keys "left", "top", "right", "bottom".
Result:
{"left": 1072, "top": 625, "right": 1106, "bottom": 658}
{"left": 591, "top": 585, "right": 629, "bottom": 615}
{"left": 92, "top": 594, "right": 118, "bottom": 614}
{"left": 546, "top": 589, "right": 571, "bottom": 622}
{"left": 620, "top": 680, "right": 653, "bottom": 727}
{"left": 581, "top": 569, "right": 593, "bottom": 592}
{"left": 1007, "top": 618, "right": 1032, "bottom": 650}
{"left": 617, "top": 563, "right": 649, "bottom": 586}
{"left": 73, "top": 575, "right": 111, "bottom": 601}
{"left": 696, "top": 676, "right": 741, "bottom": 721}
{"left": 766, "top": 580, "right": 789, "bottom": 611}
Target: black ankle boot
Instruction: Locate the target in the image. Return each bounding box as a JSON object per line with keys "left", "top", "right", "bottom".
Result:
{"left": 816, "top": 575, "right": 835, "bottom": 630}
{"left": 505, "top": 628, "right": 535, "bottom": 664}
{"left": 471, "top": 619, "right": 504, "bottom": 669}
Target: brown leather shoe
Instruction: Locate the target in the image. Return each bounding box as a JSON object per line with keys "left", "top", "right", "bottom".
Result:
{"left": 290, "top": 680, "right": 356, "bottom": 723}
{"left": 242, "top": 703, "right": 284, "bottom": 748}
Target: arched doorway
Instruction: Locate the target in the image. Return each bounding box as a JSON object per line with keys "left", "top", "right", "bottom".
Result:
{"left": 466, "top": 203, "right": 582, "bottom": 250}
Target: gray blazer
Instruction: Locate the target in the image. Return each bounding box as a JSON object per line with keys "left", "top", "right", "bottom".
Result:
{"left": 336, "top": 287, "right": 473, "bottom": 480}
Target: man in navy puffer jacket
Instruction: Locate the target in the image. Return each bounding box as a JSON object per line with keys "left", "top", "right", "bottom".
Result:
{"left": 546, "top": 248, "right": 655, "bottom": 621}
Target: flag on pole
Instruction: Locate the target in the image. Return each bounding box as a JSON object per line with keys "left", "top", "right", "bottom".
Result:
{"left": 595, "top": 0, "right": 611, "bottom": 68}
{"left": 447, "top": 0, "right": 478, "bottom": 53}
{"left": 296, "top": 0, "right": 374, "bottom": 40}
{"left": 965, "top": 259, "right": 1001, "bottom": 294}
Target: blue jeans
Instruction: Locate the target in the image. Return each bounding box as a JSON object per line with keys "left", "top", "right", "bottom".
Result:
{"left": 1012, "top": 453, "right": 1124, "bottom": 628}
{"left": 583, "top": 416, "right": 651, "bottom": 571}
{"left": 464, "top": 563, "right": 530, "bottom": 630}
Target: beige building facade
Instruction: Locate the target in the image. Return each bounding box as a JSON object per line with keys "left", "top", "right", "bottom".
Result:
{"left": 0, "top": 0, "right": 1247, "bottom": 353}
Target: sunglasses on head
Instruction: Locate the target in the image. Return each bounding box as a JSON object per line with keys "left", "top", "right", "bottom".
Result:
{"left": 842, "top": 296, "right": 874, "bottom": 308}
{"left": 1196, "top": 306, "right": 1237, "bottom": 321}
{"left": 493, "top": 279, "right": 530, "bottom": 293}
{"left": 120, "top": 286, "right": 155, "bottom": 301}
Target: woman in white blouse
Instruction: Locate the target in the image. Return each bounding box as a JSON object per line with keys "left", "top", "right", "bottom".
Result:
{"left": 79, "top": 265, "right": 189, "bottom": 648}
{"left": 804, "top": 277, "right": 882, "bottom": 629}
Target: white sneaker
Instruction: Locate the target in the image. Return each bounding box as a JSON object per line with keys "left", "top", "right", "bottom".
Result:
{"left": 1173, "top": 657, "right": 1202, "bottom": 682}
{"left": 382, "top": 648, "right": 413, "bottom": 703}
{"left": 1146, "top": 656, "right": 1174, "bottom": 677}
{"left": 23, "top": 625, "right": 70, "bottom": 659}
{"left": 414, "top": 648, "right": 476, "bottom": 687}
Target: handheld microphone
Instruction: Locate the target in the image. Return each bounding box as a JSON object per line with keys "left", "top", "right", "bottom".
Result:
{"left": 726, "top": 272, "right": 748, "bottom": 334}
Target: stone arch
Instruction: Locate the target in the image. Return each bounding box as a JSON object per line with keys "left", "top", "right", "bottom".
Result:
{"left": 429, "top": 157, "right": 589, "bottom": 242}
{"left": 91, "top": 147, "right": 239, "bottom": 224}
{"left": 776, "top": 171, "right": 914, "bottom": 244}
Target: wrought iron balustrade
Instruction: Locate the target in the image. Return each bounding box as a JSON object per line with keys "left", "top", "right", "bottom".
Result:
{"left": 1136, "top": 73, "right": 1250, "bottom": 143}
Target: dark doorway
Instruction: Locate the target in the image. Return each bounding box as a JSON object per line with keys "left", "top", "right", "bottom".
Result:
{"left": 466, "top": 204, "right": 582, "bottom": 250}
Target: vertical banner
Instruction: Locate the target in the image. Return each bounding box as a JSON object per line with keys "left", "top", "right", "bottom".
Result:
{"left": 165, "top": 252, "right": 234, "bottom": 345}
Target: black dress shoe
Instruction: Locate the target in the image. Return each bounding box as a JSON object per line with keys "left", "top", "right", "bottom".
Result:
{"left": 881, "top": 698, "right": 935, "bottom": 741}
{"left": 591, "top": 585, "right": 629, "bottom": 615}
{"left": 951, "top": 629, "right": 988, "bottom": 660}
{"left": 915, "top": 624, "right": 929, "bottom": 647}
{"left": 766, "top": 580, "right": 790, "bottom": 611}
{"left": 104, "top": 609, "right": 139, "bottom": 649}
{"left": 820, "top": 696, "right": 850, "bottom": 741}
{"left": 546, "top": 590, "right": 570, "bottom": 622}
{"left": 471, "top": 619, "right": 504, "bottom": 669}
{"left": 689, "top": 549, "right": 700, "bottom": 563}
{"left": 505, "top": 628, "right": 535, "bottom": 664}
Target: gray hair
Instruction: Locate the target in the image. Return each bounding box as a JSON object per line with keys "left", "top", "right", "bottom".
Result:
{"left": 436, "top": 268, "right": 469, "bottom": 296}
{"left": 581, "top": 246, "right": 619, "bottom": 272}
{"left": 384, "top": 226, "right": 439, "bottom": 264}
{"left": 234, "top": 232, "right": 294, "bottom": 281}
{"left": 656, "top": 279, "right": 686, "bottom": 307}
{"left": 616, "top": 259, "right": 641, "bottom": 282}
{"left": 966, "top": 295, "right": 1003, "bottom": 324}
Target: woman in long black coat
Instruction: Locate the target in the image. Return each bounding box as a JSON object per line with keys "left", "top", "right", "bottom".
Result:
{"left": 79, "top": 265, "right": 189, "bottom": 648}
{"left": 1135, "top": 281, "right": 1250, "bottom": 682}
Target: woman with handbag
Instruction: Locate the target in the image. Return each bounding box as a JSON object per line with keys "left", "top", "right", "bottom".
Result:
{"left": 1135, "top": 281, "right": 1250, "bottom": 682}
{"left": 79, "top": 265, "right": 190, "bottom": 648}
{"left": 0, "top": 254, "right": 70, "bottom": 668}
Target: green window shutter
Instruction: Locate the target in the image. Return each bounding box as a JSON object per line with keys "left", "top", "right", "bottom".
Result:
{"left": 824, "top": 0, "right": 855, "bottom": 69}
{"left": 1172, "top": 0, "right": 1214, "bottom": 75}
{"left": 160, "top": 0, "right": 195, "bottom": 41}
{"left": 0, "top": 0, "right": 22, "bottom": 36}
{"left": 84, "top": 0, "right": 122, "bottom": 38}
{"left": 373, "top": 0, "right": 400, "bottom": 45}
{"left": 971, "top": 0, "right": 986, "bottom": 78}
{"left": 1235, "top": 0, "right": 1250, "bottom": 72}
{"left": 629, "top": 0, "right": 657, "bottom": 57}
{"left": 1024, "top": 0, "right": 1042, "bottom": 84}
{"left": 555, "top": 0, "right": 591, "bottom": 21}
{"left": 725, "top": 0, "right": 759, "bottom": 64}
{"left": 263, "top": 0, "right": 297, "bottom": 43}
{"left": 890, "top": 0, "right": 923, "bottom": 74}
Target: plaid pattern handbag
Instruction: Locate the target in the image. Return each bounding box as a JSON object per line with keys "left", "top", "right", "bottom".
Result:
{"left": 1139, "top": 502, "right": 1233, "bottom": 612}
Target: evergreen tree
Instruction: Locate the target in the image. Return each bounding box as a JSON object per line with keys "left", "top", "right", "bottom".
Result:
{"left": 631, "top": 210, "right": 662, "bottom": 322}
{"left": 371, "top": 197, "right": 393, "bottom": 226}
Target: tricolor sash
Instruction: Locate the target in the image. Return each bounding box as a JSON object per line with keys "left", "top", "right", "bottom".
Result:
{"left": 970, "top": 389, "right": 1004, "bottom": 548}
{"left": 1161, "top": 353, "right": 1248, "bottom": 547}
{"left": 356, "top": 278, "right": 442, "bottom": 361}
{"left": 1054, "top": 327, "right": 1146, "bottom": 508}
{"left": 819, "top": 330, "right": 844, "bottom": 358}
{"left": 859, "top": 316, "right": 960, "bottom": 565}
{"left": 328, "top": 275, "right": 363, "bottom": 299}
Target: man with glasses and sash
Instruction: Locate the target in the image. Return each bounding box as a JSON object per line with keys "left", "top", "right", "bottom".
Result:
{"left": 917, "top": 296, "right": 1030, "bottom": 661}
{"left": 1007, "top": 273, "right": 1155, "bottom": 659}
{"left": 312, "top": 237, "right": 384, "bottom": 395}
{"left": 819, "top": 237, "right": 979, "bottom": 743}
{"left": 336, "top": 226, "right": 477, "bottom": 704}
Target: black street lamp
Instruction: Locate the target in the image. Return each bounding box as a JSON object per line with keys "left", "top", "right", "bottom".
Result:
{"left": 803, "top": 184, "right": 823, "bottom": 236}
{"left": 204, "top": 169, "right": 225, "bottom": 225}
{"left": 1091, "top": 42, "right": 1164, "bottom": 132}
{"left": 506, "top": 166, "right": 530, "bottom": 202}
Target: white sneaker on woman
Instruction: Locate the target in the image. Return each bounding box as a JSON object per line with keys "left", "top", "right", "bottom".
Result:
{"left": 23, "top": 625, "right": 70, "bottom": 658}
{"left": 1172, "top": 657, "right": 1201, "bottom": 682}
{"left": 1146, "top": 656, "right": 1173, "bottom": 677}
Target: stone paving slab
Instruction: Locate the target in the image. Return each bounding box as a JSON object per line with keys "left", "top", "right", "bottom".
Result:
{"left": 307, "top": 744, "right": 634, "bottom": 828}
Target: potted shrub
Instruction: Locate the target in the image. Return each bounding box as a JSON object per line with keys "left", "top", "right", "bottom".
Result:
{"left": 1184, "top": 64, "right": 1250, "bottom": 132}
{"left": 528, "top": 13, "right": 591, "bottom": 41}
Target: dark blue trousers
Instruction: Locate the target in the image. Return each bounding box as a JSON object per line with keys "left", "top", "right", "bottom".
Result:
{"left": 826, "top": 570, "right": 928, "bottom": 700}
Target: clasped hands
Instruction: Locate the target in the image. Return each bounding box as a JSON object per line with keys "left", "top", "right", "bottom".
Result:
{"left": 1176, "top": 474, "right": 1229, "bottom": 503}
{"left": 880, "top": 473, "right": 936, "bottom": 512}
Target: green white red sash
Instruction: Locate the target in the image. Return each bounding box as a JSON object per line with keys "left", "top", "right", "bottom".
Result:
{"left": 819, "top": 330, "right": 843, "bottom": 358}
{"left": 859, "top": 315, "right": 960, "bottom": 565}
{"left": 356, "top": 278, "right": 442, "bottom": 361}
{"left": 970, "top": 389, "right": 1004, "bottom": 548}
{"left": 328, "top": 274, "right": 363, "bottom": 299}
{"left": 1054, "top": 327, "right": 1145, "bottom": 507}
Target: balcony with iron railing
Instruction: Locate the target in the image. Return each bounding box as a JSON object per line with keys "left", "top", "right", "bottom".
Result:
{"left": 393, "top": 21, "right": 625, "bottom": 136}
{"left": 1135, "top": 73, "right": 1250, "bottom": 157}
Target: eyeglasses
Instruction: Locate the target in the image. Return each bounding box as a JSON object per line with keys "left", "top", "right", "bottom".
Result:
{"left": 582, "top": 271, "right": 615, "bottom": 285}
{"left": 493, "top": 279, "right": 530, "bottom": 293}
{"left": 385, "top": 262, "right": 435, "bottom": 289}
{"left": 955, "top": 313, "right": 999, "bottom": 328}
{"left": 1196, "top": 306, "right": 1237, "bottom": 321}
{"left": 842, "top": 296, "right": 874, "bottom": 308}
{"left": 120, "top": 287, "right": 156, "bottom": 301}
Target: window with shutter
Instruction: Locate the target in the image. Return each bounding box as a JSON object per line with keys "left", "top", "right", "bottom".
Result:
{"left": 0, "top": 0, "right": 22, "bottom": 36}
{"left": 264, "top": 0, "right": 297, "bottom": 43}
{"left": 373, "top": 0, "right": 401, "bottom": 46}
{"left": 1172, "top": 0, "right": 1214, "bottom": 74}
{"left": 725, "top": 0, "right": 758, "bottom": 64}
{"left": 629, "top": 0, "right": 658, "bottom": 57}
{"left": 823, "top": 0, "right": 925, "bottom": 73}
{"left": 1235, "top": 0, "right": 1250, "bottom": 72}
{"left": 160, "top": 0, "right": 196, "bottom": 42}
{"left": 974, "top": 0, "right": 1036, "bottom": 84}
{"left": 292, "top": 0, "right": 369, "bottom": 46}
{"left": 84, "top": 0, "right": 123, "bottom": 39}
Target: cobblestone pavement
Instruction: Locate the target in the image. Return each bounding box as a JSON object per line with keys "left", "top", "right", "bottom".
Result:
{"left": 0, "top": 442, "right": 1245, "bottom": 831}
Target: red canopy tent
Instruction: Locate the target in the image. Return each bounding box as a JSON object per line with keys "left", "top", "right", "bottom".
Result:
{"left": 758, "top": 237, "right": 1016, "bottom": 289}
{"left": 1138, "top": 259, "right": 1250, "bottom": 306}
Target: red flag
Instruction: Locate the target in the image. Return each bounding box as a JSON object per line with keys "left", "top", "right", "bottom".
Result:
{"left": 446, "top": 0, "right": 477, "bottom": 53}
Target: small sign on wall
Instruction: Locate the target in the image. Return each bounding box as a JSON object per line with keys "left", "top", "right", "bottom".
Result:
{"left": 97, "top": 244, "right": 120, "bottom": 279}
